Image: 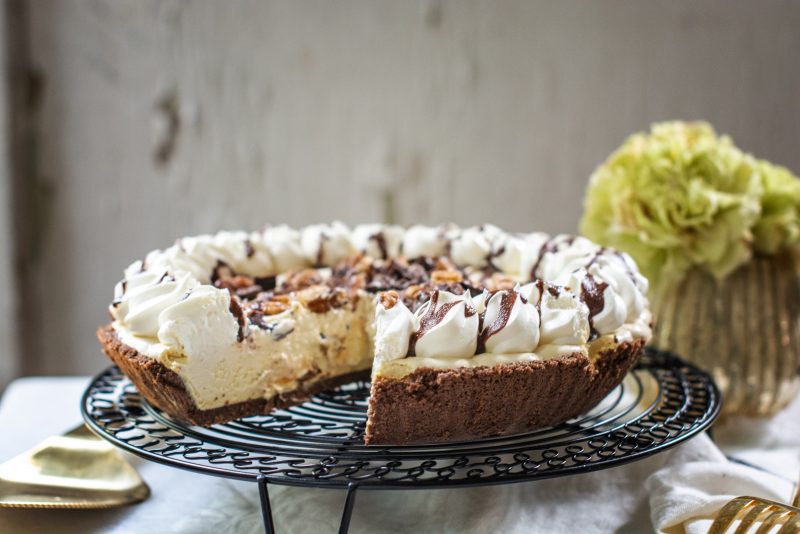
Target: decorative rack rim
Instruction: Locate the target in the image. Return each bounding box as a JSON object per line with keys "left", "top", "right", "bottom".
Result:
{"left": 81, "top": 348, "right": 721, "bottom": 490}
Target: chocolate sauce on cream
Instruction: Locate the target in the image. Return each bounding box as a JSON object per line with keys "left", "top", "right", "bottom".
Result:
{"left": 580, "top": 273, "right": 608, "bottom": 339}
{"left": 530, "top": 239, "right": 554, "bottom": 280}
{"left": 530, "top": 236, "right": 579, "bottom": 280}
{"left": 244, "top": 239, "right": 255, "bottom": 258}
{"left": 228, "top": 294, "right": 247, "bottom": 342}
{"left": 248, "top": 311, "right": 268, "bottom": 330}
{"left": 477, "top": 291, "right": 517, "bottom": 354}
{"left": 487, "top": 244, "right": 506, "bottom": 271}
{"left": 408, "top": 291, "right": 475, "bottom": 356}
{"left": 211, "top": 260, "right": 235, "bottom": 284}
{"left": 369, "top": 232, "right": 388, "bottom": 259}
{"left": 315, "top": 233, "right": 329, "bottom": 267}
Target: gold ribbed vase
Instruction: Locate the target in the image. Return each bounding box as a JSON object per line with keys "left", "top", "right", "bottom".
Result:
{"left": 652, "top": 250, "right": 800, "bottom": 417}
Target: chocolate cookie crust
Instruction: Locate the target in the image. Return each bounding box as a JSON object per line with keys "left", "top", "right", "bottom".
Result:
{"left": 364, "top": 339, "right": 645, "bottom": 445}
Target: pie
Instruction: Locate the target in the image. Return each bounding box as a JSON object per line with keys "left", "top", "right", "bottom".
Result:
{"left": 98, "top": 223, "right": 651, "bottom": 445}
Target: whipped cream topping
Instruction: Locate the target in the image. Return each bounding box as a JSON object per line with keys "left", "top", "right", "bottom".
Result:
{"left": 301, "top": 222, "right": 357, "bottom": 266}
{"left": 374, "top": 298, "right": 419, "bottom": 363}
{"left": 113, "top": 271, "right": 201, "bottom": 336}
{"left": 491, "top": 232, "right": 548, "bottom": 275}
{"left": 157, "top": 285, "right": 240, "bottom": 358}
{"left": 401, "top": 225, "right": 451, "bottom": 259}
{"left": 352, "top": 224, "right": 404, "bottom": 259}
{"left": 262, "top": 225, "right": 307, "bottom": 273}
{"left": 481, "top": 289, "right": 540, "bottom": 353}
{"left": 411, "top": 291, "right": 480, "bottom": 359}
{"left": 449, "top": 226, "right": 493, "bottom": 268}
{"left": 535, "top": 284, "right": 590, "bottom": 345}
{"left": 562, "top": 268, "right": 625, "bottom": 335}
{"left": 381, "top": 284, "right": 592, "bottom": 359}
{"left": 110, "top": 222, "right": 650, "bottom": 372}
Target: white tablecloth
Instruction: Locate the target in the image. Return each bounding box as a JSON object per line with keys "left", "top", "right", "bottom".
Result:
{"left": 0, "top": 377, "right": 798, "bottom": 534}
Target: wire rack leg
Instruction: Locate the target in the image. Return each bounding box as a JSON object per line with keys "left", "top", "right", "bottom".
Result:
{"left": 257, "top": 476, "right": 275, "bottom": 534}
{"left": 338, "top": 483, "right": 359, "bottom": 534}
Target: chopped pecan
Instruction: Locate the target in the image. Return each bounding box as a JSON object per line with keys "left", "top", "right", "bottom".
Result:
{"left": 380, "top": 290, "right": 400, "bottom": 309}
{"left": 404, "top": 284, "right": 424, "bottom": 300}
{"left": 301, "top": 287, "right": 350, "bottom": 313}
{"left": 259, "top": 294, "right": 291, "bottom": 315}
{"left": 264, "top": 301, "right": 289, "bottom": 315}
{"left": 434, "top": 257, "right": 457, "bottom": 271}
{"left": 280, "top": 268, "right": 325, "bottom": 291}
{"left": 431, "top": 269, "right": 463, "bottom": 284}
{"left": 487, "top": 274, "right": 517, "bottom": 292}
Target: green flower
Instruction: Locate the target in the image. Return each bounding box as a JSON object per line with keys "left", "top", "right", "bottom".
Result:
{"left": 580, "top": 121, "right": 769, "bottom": 291}
{"left": 753, "top": 160, "right": 800, "bottom": 255}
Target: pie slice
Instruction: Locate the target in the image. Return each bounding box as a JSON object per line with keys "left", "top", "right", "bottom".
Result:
{"left": 98, "top": 223, "right": 651, "bottom": 445}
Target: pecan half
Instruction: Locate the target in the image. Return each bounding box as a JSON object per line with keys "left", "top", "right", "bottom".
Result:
{"left": 431, "top": 269, "right": 463, "bottom": 284}
{"left": 380, "top": 290, "right": 400, "bottom": 309}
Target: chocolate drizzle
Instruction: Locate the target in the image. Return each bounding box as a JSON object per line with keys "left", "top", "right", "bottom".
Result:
{"left": 530, "top": 239, "right": 554, "bottom": 280}
{"left": 315, "top": 233, "right": 329, "bottom": 267}
{"left": 438, "top": 226, "right": 452, "bottom": 257}
{"left": 228, "top": 293, "right": 247, "bottom": 342}
{"left": 529, "top": 236, "right": 580, "bottom": 281}
{"left": 487, "top": 243, "right": 506, "bottom": 270}
{"left": 244, "top": 239, "right": 255, "bottom": 258}
{"left": 248, "top": 311, "right": 268, "bottom": 330}
{"left": 580, "top": 273, "right": 608, "bottom": 339}
{"left": 211, "top": 260, "right": 235, "bottom": 284}
{"left": 408, "top": 292, "right": 471, "bottom": 356}
{"left": 613, "top": 250, "right": 638, "bottom": 285}
{"left": 477, "top": 291, "right": 517, "bottom": 354}
{"left": 369, "top": 232, "right": 388, "bottom": 259}
{"left": 585, "top": 247, "right": 606, "bottom": 270}
{"left": 254, "top": 276, "right": 276, "bottom": 291}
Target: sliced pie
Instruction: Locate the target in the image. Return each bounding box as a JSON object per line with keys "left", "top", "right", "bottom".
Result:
{"left": 98, "top": 223, "right": 651, "bottom": 445}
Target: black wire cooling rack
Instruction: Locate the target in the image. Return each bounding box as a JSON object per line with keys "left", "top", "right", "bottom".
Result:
{"left": 81, "top": 347, "right": 720, "bottom": 534}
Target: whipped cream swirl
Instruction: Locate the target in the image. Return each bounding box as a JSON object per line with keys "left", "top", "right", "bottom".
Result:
{"left": 109, "top": 223, "right": 650, "bottom": 363}
{"left": 410, "top": 291, "right": 480, "bottom": 359}
{"left": 480, "top": 289, "right": 540, "bottom": 353}
{"left": 301, "top": 222, "right": 357, "bottom": 266}
{"left": 401, "top": 225, "right": 451, "bottom": 259}
{"left": 352, "top": 224, "right": 404, "bottom": 259}
{"left": 449, "top": 226, "right": 493, "bottom": 268}
{"left": 374, "top": 297, "right": 419, "bottom": 362}
{"left": 261, "top": 225, "right": 307, "bottom": 273}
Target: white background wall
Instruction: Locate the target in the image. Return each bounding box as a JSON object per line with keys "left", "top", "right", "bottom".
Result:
{"left": 2, "top": 0, "right": 799, "bottom": 379}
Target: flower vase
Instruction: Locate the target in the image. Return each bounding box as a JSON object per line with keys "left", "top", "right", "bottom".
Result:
{"left": 651, "top": 250, "right": 800, "bottom": 417}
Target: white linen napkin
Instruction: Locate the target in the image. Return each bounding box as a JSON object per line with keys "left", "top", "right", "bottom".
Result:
{"left": 647, "top": 393, "right": 800, "bottom": 533}
{"left": 646, "top": 443, "right": 795, "bottom": 533}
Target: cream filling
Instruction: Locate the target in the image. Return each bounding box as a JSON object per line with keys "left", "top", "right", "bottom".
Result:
{"left": 114, "top": 297, "right": 374, "bottom": 411}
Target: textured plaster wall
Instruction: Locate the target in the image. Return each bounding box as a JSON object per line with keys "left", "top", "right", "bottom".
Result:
{"left": 13, "top": 0, "right": 800, "bottom": 375}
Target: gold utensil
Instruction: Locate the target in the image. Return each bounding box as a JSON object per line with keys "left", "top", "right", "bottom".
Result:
{"left": 0, "top": 424, "right": 149, "bottom": 509}
{"left": 708, "top": 475, "right": 800, "bottom": 533}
